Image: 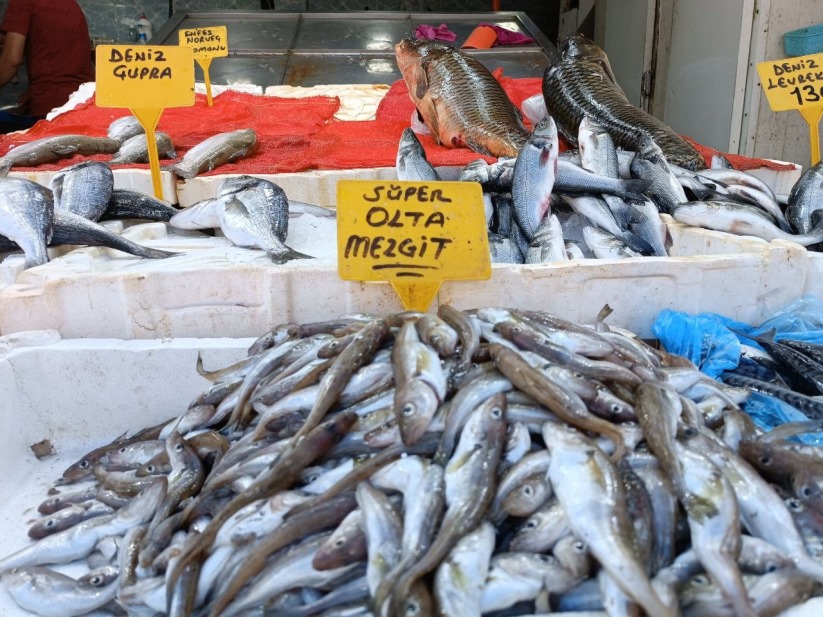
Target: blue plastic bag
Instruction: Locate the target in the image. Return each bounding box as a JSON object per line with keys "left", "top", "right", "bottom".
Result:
{"left": 652, "top": 309, "right": 740, "bottom": 378}
{"left": 743, "top": 392, "right": 823, "bottom": 445}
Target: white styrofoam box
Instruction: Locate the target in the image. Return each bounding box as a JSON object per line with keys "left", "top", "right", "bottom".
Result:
{"left": 746, "top": 161, "right": 803, "bottom": 201}
{"left": 0, "top": 331, "right": 252, "bottom": 617}
{"left": 9, "top": 168, "right": 179, "bottom": 205}
{"left": 805, "top": 253, "right": 823, "bottom": 301}
{"left": 0, "top": 212, "right": 810, "bottom": 340}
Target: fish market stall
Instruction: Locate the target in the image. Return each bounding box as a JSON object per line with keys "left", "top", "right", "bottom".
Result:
{"left": 2, "top": 11, "right": 823, "bottom": 616}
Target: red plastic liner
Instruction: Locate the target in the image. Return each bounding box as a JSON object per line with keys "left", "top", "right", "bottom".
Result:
{"left": 0, "top": 78, "right": 796, "bottom": 175}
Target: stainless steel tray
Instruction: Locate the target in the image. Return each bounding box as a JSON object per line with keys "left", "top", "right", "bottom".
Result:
{"left": 153, "top": 10, "right": 556, "bottom": 88}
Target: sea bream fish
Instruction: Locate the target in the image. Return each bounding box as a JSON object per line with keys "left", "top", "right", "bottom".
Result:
{"left": 0, "top": 176, "right": 53, "bottom": 268}
{"left": 395, "top": 38, "right": 529, "bottom": 158}
{"left": 0, "top": 134, "right": 120, "bottom": 176}
{"left": 171, "top": 129, "right": 258, "bottom": 179}
{"left": 50, "top": 161, "right": 114, "bottom": 221}
{"left": 543, "top": 33, "right": 705, "bottom": 170}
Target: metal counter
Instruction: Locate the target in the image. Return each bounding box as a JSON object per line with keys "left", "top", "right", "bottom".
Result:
{"left": 152, "top": 11, "right": 556, "bottom": 87}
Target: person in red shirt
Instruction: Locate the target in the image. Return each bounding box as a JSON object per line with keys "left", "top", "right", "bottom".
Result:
{"left": 0, "top": 0, "right": 93, "bottom": 128}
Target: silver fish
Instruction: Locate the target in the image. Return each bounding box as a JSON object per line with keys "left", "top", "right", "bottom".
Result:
{"left": 0, "top": 565, "right": 120, "bottom": 617}
{"left": 512, "top": 117, "right": 559, "bottom": 241}
{"left": 50, "top": 161, "right": 113, "bottom": 221}
{"left": 434, "top": 521, "right": 495, "bottom": 617}
{"left": 583, "top": 226, "right": 642, "bottom": 259}
{"left": 0, "top": 135, "right": 120, "bottom": 175}
{"left": 526, "top": 213, "right": 568, "bottom": 263}
{"left": 488, "top": 231, "right": 524, "bottom": 264}
{"left": 168, "top": 197, "right": 224, "bottom": 230}
{"left": 110, "top": 131, "right": 177, "bottom": 165}
{"left": 787, "top": 160, "right": 823, "bottom": 234}
{"left": 0, "top": 176, "right": 53, "bottom": 268}
{"left": 219, "top": 191, "right": 313, "bottom": 264}
{"left": 107, "top": 115, "right": 144, "bottom": 143}
{"left": 542, "top": 423, "right": 674, "bottom": 617}
{"left": 671, "top": 200, "right": 823, "bottom": 246}
{"left": 396, "top": 128, "right": 440, "bottom": 182}
{"left": 171, "top": 128, "right": 257, "bottom": 179}
{"left": 630, "top": 137, "right": 688, "bottom": 214}
{"left": 556, "top": 159, "right": 650, "bottom": 200}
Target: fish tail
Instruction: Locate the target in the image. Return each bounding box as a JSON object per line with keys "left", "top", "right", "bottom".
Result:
{"left": 140, "top": 247, "right": 179, "bottom": 259}
{"left": 619, "top": 178, "right": 652, "bottom": 198}
{"left": 267, "top": 247, "right": 314, "bottom": 264}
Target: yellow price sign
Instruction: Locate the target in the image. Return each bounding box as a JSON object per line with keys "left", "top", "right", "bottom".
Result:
{"left": 337, "top": 180, "right": 491, "bottom": 312}
{"left": 96, "top": 45, "right": 194, "bottom": 199}
{"left": 757, "top": 52, "right": 823, "bottom": 164}
{"left": 178, "top": 26, "right": 228, "bottom": 107}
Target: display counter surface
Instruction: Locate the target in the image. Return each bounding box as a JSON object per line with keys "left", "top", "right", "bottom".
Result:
{"left": 151, "top": 10, "right": 556, "bottom": 87}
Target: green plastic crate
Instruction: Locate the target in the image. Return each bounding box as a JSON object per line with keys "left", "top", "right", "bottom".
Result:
{"left": 784, "top": 22, "right": 823, "bottom": 57}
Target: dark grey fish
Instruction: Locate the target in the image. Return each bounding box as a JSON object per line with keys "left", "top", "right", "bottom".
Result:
{"left": 488, "top": 231, "right": 524, "bottom": 264}
{"left": 50, "top": 161, "right": 113, "bottom": 221}
{"left": 171, "top": 129, "right": 257, "bottom": 179}
{"left": 396, "top": 128, "right": 440, "bottom": 182}
{"left": 0, "top": 135, "right": 120, "bottom": 175}
{"left": 395, "top": 38, "right": 529, "bottom": 158}
{"left": 110, "top": 131, "right": 177, "bottom": 165}
{"left": 787, "top": 160, "right": 823, "bottom": 234}
{"left": 50, "top": 209, "right": 177, "bottom": 259}
{"left": 101, "top": 189, "right": 180, "bottom": 222}
{"left": 543, "top": 33, "right": 705, "bottom": 170}
{"left": 0, "top": 176, "right": 53, "bottom": 268}
{"left": 555, "top": 160, "right": 650, "bottom": 200}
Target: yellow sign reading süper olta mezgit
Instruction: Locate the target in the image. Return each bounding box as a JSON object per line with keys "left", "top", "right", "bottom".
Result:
{"left": 757, "top": 52, "right": 823, "bottom": 164}
{"left": 337, "top": 180, "right": 491, "bottom": 312}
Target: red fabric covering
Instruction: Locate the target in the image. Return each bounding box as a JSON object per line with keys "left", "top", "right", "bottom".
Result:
{"left": 0, "top": 79, "right": 797, "bottom": 175}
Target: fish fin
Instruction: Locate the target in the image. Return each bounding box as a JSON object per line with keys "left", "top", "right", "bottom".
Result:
{"left": 620, "top": 230, "right": 655, "bottom": 256}
{"left": 266, "top": 246, "right": 314, "bottom": 264}
{"left": 414, "top": 64, "right": 430, "bottom": 99}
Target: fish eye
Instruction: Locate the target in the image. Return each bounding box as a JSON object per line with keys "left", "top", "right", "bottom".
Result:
{"left": 522, "top": 486, "right": 533, "bottom": 496}
{"left": 119, "top": 447, "right": 127, "bottom": 453}
{"left": 406, "top": 600, "right": 421, "bottom": 616}
{"left": 574, "top": 541, "right": 586, "bottom": 552}
{"left": 611, "top": 404, "right": 621, "bottom": 413}
{"left": 490, "top": 407, "right": 503, "bottom": 419}
{"left": 79, "top": 460, "right": 89, "bottom": 469}
{"left": 146, "top": 465, "right": 155, "bottom": 473}
{"left": 525, "top": 520, "right": 537, "bottom": 529}
{"left": 800, "top": 486, "right": 814, "bottom": 498}
{"left": 402, "top": 403, "right": 416, "bottom": 416}
{"left": 307, "top": 474, "right": 320, "bottom": 483}
{"left": 573, "top": 372, "right": 584, "bottom": 379}
{"left": 682, "top": 427, "right": 697, "bottom": 437}
{"left": 538, "top": 555, "right": 551, "bottom": 563}
{"left": 787, "top": 499, "right": 803, "bottom": 511}
{"left": 89, "top": 575, "right": 103, "bottom": 586}
{"left": 759, "top": 455, "right": 772, "bottom": 466}
{"left": 692, "top": 574, "right": 710, "bottom": 587}
{"left": 46, "top": 520, "right": 55, "bottom": 528}
{"left": 329, "top": 341, "right": 339, "bottom": 348}
{"left": 175, "top": 443, "right": 184, "bottom": 453}
{"left": 334, "top": 538, "right": 345, "bottom": 547}
{"left": 765, "top": 562, "right": 779, "bottom": 573}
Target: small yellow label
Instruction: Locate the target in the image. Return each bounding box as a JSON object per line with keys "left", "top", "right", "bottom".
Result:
{"left": 95, "top": 45, "right": 195, "bottom": 108}
{"left": 757, "top": 53, "right": 823, "bottom": 111}
{"left": 337, "top": 180, "right": 491, "bottom": 312}
{"left": 178, "top": 26, "right": 228, "bottom": 60}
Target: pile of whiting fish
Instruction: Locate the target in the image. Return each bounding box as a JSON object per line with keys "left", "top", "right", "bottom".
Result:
{"left": 395, "top": 34, "right": 823, "bottom": 262}
{"left": 3, "top": 306, "right": 823, "bottom": 616}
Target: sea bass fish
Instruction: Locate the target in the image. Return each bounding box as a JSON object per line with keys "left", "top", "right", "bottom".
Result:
{"left": 110, "top": 131, "right": 177, "bottom": 165}
{"left": 0, "top": 135, "right": 120, "bottom": 176}
{"left": 171, "top": 129, "right": 258, "bottom": 179}
{"left": 543, "top": 33, "right": 705, "bottom": 170}
{"left": 395, "top": 38, "right": 529, "bottom": 158}
{"left": 787, "top": 160, "right": 823, "bottom": 234}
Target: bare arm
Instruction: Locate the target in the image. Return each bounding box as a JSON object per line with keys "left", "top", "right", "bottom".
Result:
{"left": 0, "top": 31, "right": 24, "bottom": 88}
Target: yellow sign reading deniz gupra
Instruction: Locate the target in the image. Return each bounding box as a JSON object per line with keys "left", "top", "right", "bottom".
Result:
{"left": 337, "top": 180, "right": 491, "bottom": 311}
{"left": 96, "top": 45, "right": 195, "bottom": 108}
{"left": 178, "top": 26, "right": 228, "bottom": 60}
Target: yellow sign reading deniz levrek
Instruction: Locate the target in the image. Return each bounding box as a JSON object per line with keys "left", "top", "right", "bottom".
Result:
{"left": 337, "top": 180, "right": 491, "bottom": 312}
